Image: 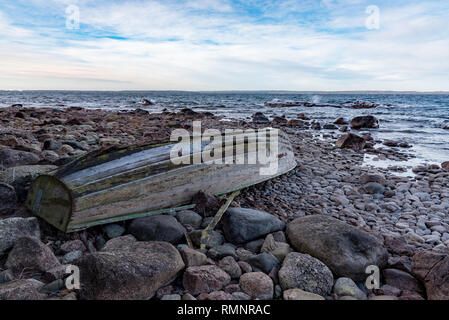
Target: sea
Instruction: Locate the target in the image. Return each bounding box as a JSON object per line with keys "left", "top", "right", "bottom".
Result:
{"left": 1, "top": 90, "right": 448, "bottom": 172}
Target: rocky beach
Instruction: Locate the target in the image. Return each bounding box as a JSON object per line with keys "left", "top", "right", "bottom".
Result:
{"left": 0, "top": 104, "right": 448, "bottom": 301}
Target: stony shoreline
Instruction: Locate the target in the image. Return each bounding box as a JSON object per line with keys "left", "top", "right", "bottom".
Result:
{"left": 0, "top": 105, "right": 448, "bottom": 300}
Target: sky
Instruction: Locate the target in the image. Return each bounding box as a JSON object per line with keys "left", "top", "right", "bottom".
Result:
{"left": 0, "top": 0, "right": 448, "bottom": 91}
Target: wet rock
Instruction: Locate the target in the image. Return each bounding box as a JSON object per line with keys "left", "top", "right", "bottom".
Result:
{"left": 287, "top": 119, "right": 306, "bottom": 127}
{"left": 335, "top": 133, "right": 366, "bottom": 151}
{"left": 180, "top": 248, "right": 207, "bottom": 267}
{"left": 283, "top": 288, "right": 325, "bottom": 300}
{"left": 287, "top": 215, "right": 388, "bottom": 281}
{"left": 77, "top": 239, "right": 185, "bottom": 300}
{"left": 5, "top": 236, "right": 61, "bottom": 273}
{"left": 245, "top": 253, "right": 280, "bottom": 274}
{"left": 176, "top": 210, "right": 203, "bottom": 229}
{"left": 252, "top": 112, "right": 270, "bottom": 124}
{"left": 222, "top": 208, "right": 285, "bottom": 244}
{"left": 0, "top": 148, "right": 40, "bottom": 168}
{"left": 411, "top": 250, "right": 449, "bottom": 300}
{"left": 0, "top": 217, "right": 40, "bottom": 255}
{"left": 128, "top": 214, "right": 186, "bottom": 245}
{"left": 279, "top": 252, "right": 333, "bottom": 296}
{"left": 189, "top": 230, "right": 224, "bottom": 249}
{"left": 323, "top": 124, "right": 338, "bottom": 130}
{"left": 260, "top": 234, "right": 291, "bottom": 262}
{"left": 297, "top": 113, "right": 310, "bottom": 120}
{"left": 333, "top": 277, "right": 367, "bottom": 300}
{"left": 0, "top": 279, "right": 46, "bottom": 300}
{"left": 239, "top": 272, "right": 273, "bottom": 300}
{"left": 334, "top": 117, "right": 349, "bottom": 125}
{"left": 350, "top": 115, "right": 379, "bottom": 129}
{"left": 311, "top": 122, "right": 321, "bottom": 130}
{"left": 0, "top": 183, "right": 17, "bottom": 216}
{"left": 183, "top": 265, "right": 231, "bottom": 295}
{"left": 218, "top": 256, "right": 242, "bottom": 279}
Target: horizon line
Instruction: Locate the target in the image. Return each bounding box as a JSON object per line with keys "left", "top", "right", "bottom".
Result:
{"left": 1, "top": 90, "right": 449, "bottom": 94}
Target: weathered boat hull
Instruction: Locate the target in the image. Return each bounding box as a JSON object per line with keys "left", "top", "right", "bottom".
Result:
{"left": 26, "top": 128, "right": 296, "bottom": 232}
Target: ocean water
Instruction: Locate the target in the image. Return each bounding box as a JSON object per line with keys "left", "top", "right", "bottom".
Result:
{"left": 1, "top": 91, "right": 448, "bottom": 166}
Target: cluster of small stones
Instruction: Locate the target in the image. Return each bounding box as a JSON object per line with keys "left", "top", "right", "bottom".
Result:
{"left": 237, "top": 127, "right": 449, "bottom": 251}
{"left": 0, "top": 105, "right": 448, "bottom": 301}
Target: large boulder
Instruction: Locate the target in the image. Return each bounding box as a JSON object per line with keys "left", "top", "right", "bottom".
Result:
{"left": 350, "top": 115, "right": 379, "bottom": 129}
{"left": 412, "top": 250, "right": 449, "bottom": 300}
{"left": 0, "top": 148, "right": 40, "bottom": 168}
{"left": 0, "top": 183, "right": 17, "bottom": 216}
{"left": 336, "top": 133, "right": 366, "bottom": 151}
{"left": 128, "top": 214, "right": 186, "bottom": 245}
{"left": 286, "top": 215, "right": 388, "bottom": 281}
{"left": 0, "top": 217, "right": 40, "bottom": 255}
{"left": 239, "top": 272, "right": 273, "bottom": 300}
{"left": 5, "top": 236, "right": 61, "bottom": 273}
{"left": 75, "top": 238, "right": 185, "bottom": 300}
{"left": 222, "top": 208, "right": 285, "bottom": 244}
{"left": 278, "top": 252, "right": 334, "bottom": 296}
{"left": 0, "top": 279, "right": 46, "bottom": 300}
{"left": 183, "top": 265, "right": 231, "bottom": 295}
{"left": 383, "top": 269, "right": 423, "bottom": 294}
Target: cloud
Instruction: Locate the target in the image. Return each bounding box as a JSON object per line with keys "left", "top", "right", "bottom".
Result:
{"left": 0, "top": 0, "right": 448, "bottom": 90}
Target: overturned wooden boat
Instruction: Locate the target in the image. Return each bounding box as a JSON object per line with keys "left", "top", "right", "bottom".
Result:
{"left": 25, "top": 128, "right": 296, "bottom": 232}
